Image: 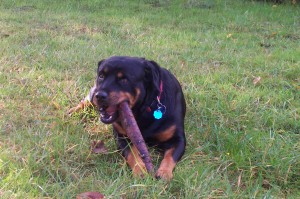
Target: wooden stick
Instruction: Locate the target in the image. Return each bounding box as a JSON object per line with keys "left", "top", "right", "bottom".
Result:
{"left": 119, "top": 101, "right": 154, "bottom": 173}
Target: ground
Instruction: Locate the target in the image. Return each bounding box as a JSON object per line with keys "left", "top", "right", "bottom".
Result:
{"left": 0, "top": 0, "right": 299, "bottom": 198}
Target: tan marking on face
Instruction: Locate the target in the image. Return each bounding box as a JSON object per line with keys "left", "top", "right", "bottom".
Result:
{"left": 103, "top": 67, "right": 108, "bottom": 73}
{"left": 92, "top": 94, "right": 99, "bottom": 107}
{"left": 126, "top": 145, "right": 147, "bottom": 177}
{"left": 156, "top": 148, "right": 176, "bottom": 181}
{"left": 120, "top": 92, "right": 135, "bottom": 107}
{"left": 135, "top": 88, "right": 140, "bottom": 101}
{"left": 108, "top": 88, "right": 140, "bottom": 108}
{"left": 124, "top": 88, "right": 141, "bottom": 108}
{"left": 113, "top": 122, "right": 127, "bottom": 136}
{"left": 155, "top": 125, "right": 176, "bottom": 142}
{"left": 117, "top": 72, "right": 123, "bottom": 78}
{"left": 108, "top": 91, "right": 130, "bottom": 105}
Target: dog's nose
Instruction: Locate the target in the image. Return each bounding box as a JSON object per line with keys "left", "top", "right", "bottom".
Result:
{"left": 95, "top": 91, "right": 108, "bottom": 101}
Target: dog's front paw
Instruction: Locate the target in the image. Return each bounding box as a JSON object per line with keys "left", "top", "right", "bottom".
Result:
{"left": 155, "top": 168, "right": 173, "bottom": 181}
{"left": 132, "top": 164, "right": 147, "bottom": 178}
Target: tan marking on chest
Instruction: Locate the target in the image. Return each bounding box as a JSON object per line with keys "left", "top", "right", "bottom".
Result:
{"left": 154, "top": 125, "right": 176, "bottom": 142}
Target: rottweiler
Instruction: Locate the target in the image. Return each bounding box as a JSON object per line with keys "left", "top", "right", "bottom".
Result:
{"left": 69, "top": 56, "right": 186, "bottom": 180}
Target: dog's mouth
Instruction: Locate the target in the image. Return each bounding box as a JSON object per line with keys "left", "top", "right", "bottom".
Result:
{"left": 99, "top": 105, "right": 119, "bottom": 124}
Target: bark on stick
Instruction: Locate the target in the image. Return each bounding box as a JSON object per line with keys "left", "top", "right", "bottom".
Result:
{"left": 119, "top": 101, "right": 154, "bottom": 173}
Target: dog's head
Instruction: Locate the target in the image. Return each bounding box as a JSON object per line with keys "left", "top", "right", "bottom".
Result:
{"left": 93, "top": 56, "right": 161, "bottom": 124}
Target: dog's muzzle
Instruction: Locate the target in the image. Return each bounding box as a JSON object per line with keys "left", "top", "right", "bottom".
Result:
{"left": 95, "top": 91, "right": 119, "bottom": 124}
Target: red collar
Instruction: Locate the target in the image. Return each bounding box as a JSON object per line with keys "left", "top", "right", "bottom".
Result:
{"left": 157, "top": 80, "right": 163, "bottom": 102}
{"left": 146, "top": 80, "right": 163, "bottom": 113}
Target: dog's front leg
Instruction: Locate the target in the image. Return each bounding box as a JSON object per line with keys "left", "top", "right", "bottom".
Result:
{"left": 155, "top": 135, "right": 186, "bottom": 181}
{"left": 113, "top": 123, "right": 147, "bottom": 177}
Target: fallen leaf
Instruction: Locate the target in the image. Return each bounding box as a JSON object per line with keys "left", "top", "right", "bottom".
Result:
{"left": 262, "top": 179, "right": 271, "bottom": 189}
{"left": 253, "top": 76, "right": 261, "bottom": 85}
{"left": 91, "top": 140, "right": 108, "bottom": 154}
{"left": 76, "top": 192, "right": 105, "bottom": 199}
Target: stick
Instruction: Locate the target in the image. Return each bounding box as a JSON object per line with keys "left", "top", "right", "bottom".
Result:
{"left": 119, "top": 101, "right": 154, "bottom": 173}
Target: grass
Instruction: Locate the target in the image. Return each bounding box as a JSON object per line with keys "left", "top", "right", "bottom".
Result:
{"left": 0, "top": 0, "right": 299, "bottom": 198}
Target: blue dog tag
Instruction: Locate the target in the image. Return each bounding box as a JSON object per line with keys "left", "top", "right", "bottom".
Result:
{"left": 153, "top": 109, "right": 163, "bottom": 119}
{"left": 153, "top": 102, "right": 166, "bottom": 120}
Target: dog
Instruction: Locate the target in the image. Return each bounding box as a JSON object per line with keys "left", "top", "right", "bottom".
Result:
{"left": 69, "top": 56, "right": 186, "bottom": 180}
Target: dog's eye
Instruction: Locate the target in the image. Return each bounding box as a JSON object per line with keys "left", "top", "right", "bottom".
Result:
{"left": 98, "top": 74, "right": 105, "bottom": 81}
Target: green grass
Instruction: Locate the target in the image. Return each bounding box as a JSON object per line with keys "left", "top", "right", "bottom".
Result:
{"left": 1, "top": 0, "right": 299, "bottom": 198}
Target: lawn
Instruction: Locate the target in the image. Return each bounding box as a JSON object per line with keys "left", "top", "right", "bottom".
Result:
{"left": 0, "top": 0, "right": 299, "bottom": 198}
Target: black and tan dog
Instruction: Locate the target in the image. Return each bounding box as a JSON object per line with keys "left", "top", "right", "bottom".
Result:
{"left": 69, "top": 56, "right": 186, "bottom": 180}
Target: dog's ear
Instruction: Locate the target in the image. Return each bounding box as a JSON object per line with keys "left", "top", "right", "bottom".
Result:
{"left": 145, "top": 60, "right": 160, "bottom": 93}
{"left": 97, "top": 59, "right": 105, "bottom": 72}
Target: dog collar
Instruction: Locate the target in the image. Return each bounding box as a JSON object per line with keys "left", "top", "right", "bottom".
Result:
{"left": 157, "top": 80, "right": 163, "bottom": 102}
{"left": 146, "top": 81, "right": 166, "bottom": 120}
